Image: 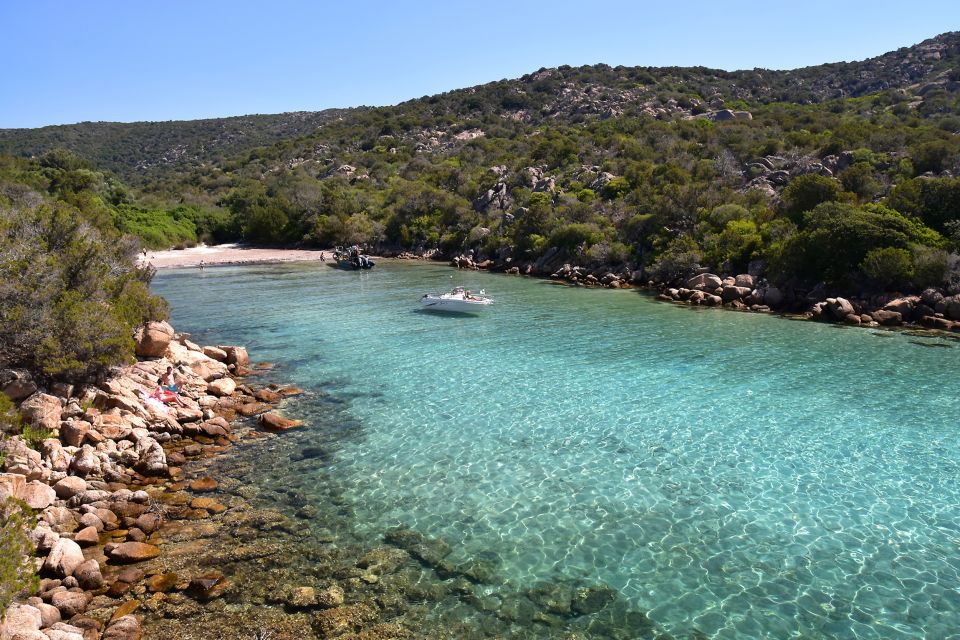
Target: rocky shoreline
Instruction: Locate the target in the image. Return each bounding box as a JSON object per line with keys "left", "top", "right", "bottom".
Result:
{"left": 442, "top": 252, "right": 960, "bottom": 335}
{"left": 2, "top": 320, "right": 653, "bottom": 640}
{"left": 0, "top": 321, "right": 308, "bottom": 640}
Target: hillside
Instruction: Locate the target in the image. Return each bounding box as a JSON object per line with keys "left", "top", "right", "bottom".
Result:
{"left": 0, "top": 110, "right": 353, "bottom": 183}
{"left": 1, "top": 33, "right": 958, "bottom": 183}
{"left": 2, "top": 32, "right": 960, "bottom": 305}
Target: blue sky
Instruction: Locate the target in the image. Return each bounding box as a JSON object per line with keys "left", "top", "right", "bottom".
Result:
{"left": 2, "top": 1, "right": 958, "bottom": 129}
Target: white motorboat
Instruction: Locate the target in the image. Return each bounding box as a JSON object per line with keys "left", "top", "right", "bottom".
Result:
{"left": 420, "top": 286, "right": 493, "bottom": 312}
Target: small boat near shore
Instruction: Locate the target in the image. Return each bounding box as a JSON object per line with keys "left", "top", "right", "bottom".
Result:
{"left": 420, "top": 286, "right": 493, "bottom": 312}
{"left": 331, "top": 245, "right": 375, "bottom": 270}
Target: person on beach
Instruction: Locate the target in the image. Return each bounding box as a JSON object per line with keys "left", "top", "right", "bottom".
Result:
{"left": 199, "top": 260, "right": 205, "bottom": 270}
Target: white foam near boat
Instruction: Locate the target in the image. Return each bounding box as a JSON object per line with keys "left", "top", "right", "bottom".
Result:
{"left": 420, "top": 286, "right": 493, "bottom": 312}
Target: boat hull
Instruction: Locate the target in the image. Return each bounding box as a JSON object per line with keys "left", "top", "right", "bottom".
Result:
{"left": 420, "top": 296, "right": 492, "bottom": 312}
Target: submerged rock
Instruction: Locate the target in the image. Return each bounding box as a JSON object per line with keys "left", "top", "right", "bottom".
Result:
{"left": 186, "top": 572, "right": 229, "bottom": 600}
{"left": 101, "top": 614, "right": 141, "bottom": 640}
{"left": 258, "top": 412, "right": 304, "bottom": 432}
{"left": 108, "top": 541, "right": 161, "bottom": 563}
{"left": 571, "top": 584, "right": 617, "bottom": 615}
{"left": 189, "top": 477, "right": 218, "bottom": 492}
{"left": 312, "top": 603, "right": 378, "bottom": 638}
{"left": 315, "top": 584, "right": 345, "bottom": 609}
{"left": 383, "top": 527, "right": 452, "bottom": 569}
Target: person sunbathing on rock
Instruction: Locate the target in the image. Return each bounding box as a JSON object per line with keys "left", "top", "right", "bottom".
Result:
{"left": 151, "top": 378, "right": 186, "bottom": 407}
{"left": 160, "top": 366, "right": 180, "bottom": 393}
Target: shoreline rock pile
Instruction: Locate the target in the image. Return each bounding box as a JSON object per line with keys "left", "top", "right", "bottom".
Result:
{"left": 655, "top": 272, "right": 960, "bottom": 332}
{"left": 0, "top": 321, "right": 302, "bottom": 640}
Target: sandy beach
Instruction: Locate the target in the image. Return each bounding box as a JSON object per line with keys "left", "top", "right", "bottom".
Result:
{"left": 139, "top": 244, "right": 336, "bottom": 269}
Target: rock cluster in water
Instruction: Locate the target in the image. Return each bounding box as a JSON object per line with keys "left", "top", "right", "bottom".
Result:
{"left": 0, "top": 320, "right": 303, "bottom": 640}
{"left": 656, "top": 272, "right": 960, "bottom": 332}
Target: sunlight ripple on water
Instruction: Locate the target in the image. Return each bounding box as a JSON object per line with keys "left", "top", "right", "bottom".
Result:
{"left": 153, "top": 261, "right": 960, "bottom": 639}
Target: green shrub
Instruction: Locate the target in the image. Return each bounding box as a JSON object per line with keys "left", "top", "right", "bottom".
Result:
{"left": 0, "top": 202, "right": 167, "bottom": 382}
{"left": 782, "top": 173, "right": 844, "bottom": 223}
{"left": 20, "top": 425, "right": 52, "bottom": 451}
{"left": 0, "top": 394, "right": 21, "bottom": 434}
{"left": 838, "top": 163, "right": 880, "bottom": 201}
{"left": 648, "top": 236, "right": 702, "bottom": 284}
{"left": 548, "top": 223, "right": 604, "bottom": 254}
{"left": 115, "top": 204, "right": 197, "bottom": 249}
{"left": 776, "top": 202, "right": 936, "bottom": 286}
{"left": 911, "top": 245, "right": 950, "bottom": 288}
{"left": 860, "top": 247, "right": 914, "bottom": 289}
{"left": 705, "top": 219, "right": 763, "bottom": 273}
{"left": 0, "top": 497, "right": 38, "bottom": 617}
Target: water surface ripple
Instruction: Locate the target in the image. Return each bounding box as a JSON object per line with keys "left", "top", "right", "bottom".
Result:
{"left": 154, "top": 262, "right": 960, "bottom": 639}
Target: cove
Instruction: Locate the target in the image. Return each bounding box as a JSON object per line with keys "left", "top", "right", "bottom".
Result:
{"left": 152, "top": 260, "right": 960, "bottom": 638}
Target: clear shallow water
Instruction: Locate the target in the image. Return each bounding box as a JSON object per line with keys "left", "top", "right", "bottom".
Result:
{"left": 153, "top": 262, "right": 960, "bottom": 639}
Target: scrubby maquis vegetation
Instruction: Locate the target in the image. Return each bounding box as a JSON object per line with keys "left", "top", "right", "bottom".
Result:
{"left": 2, "top": 32, "right": 960, "bottom": 300}
{"left": 0, "top": 155, "right": 169, "bottom": 382}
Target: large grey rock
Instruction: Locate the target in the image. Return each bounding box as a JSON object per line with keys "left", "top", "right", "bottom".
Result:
{"left": 872, "top": 309, "right": 903, "bottom": 326}
{"left": 31, "top": 600, "right": 61, "bottom": 628}
{"left": 825, "top": 297, "right": 855, "bottom": 320}
{"left": 219, "top": 346, "right": 249, "bottom": 367}
{"left": 43, "top": 538, "right": 85, "bottom": 577}
{"left": 721, "top": 286, "right": 752, "bottom": 303}
{"left": 53, "top": 476, "right": 87, "bottom": 500}
{"left": 946, "top": 296, "right": 960, "bottom": 321}
{"left": 28, "top": 522, "right": 59, "bottom": 553}
{"left": 41, "top": 506, "right": 78, "bottom": 533}
{"left": 21, "top": 480, "right": 56, "bottom": 509}
{"left": 188, "top": 359, "right": 229, "bottom": 383}
{"left": 734, "top": 274, "right": 754, "bottom": 288}
{"left": 0, "top": 369, "right": 37, "bottom": 403}
{"left": 78, "top": 512, "right": 103, "bottom": 532}
{"left": 50, "top": 590, "right": 91, "bottom": 619}
{"left": 202, "top": 346, "right": 228, "bottom": 361}
{"left": 921, "top": 288, "right": 944, "bottom": 307}
{"left": 73, "top": 558, "right": 104, "bottom": 589}
{"left": 43, "top": 626, "right": 85, "bottom": 640}
{"left": 685, "top": 273, "right": 722, "bottom": 290}
{"left": 1, "top": 603, "right": 43, "bottom": 639}
{"left": 41, "top": 438, "right": 70, "bottom": 472}
{"left": 134, "top": 321, "right": 174, "bottom": 358}
{"left": 762, "top": 286, "right": 784, "bottom": 308}
{"left": 883, "top": 296, "right": 919, "bottom": 317}
{"left": 206, "top": 377, "right": 236, "bottom": 397}
{"left": 18, "top": 393, "right": 62, "bottom": 432}
{"left": 133, "top": 438, "right": 167, "bottom": 476}
{"left": 74, "top": 526, "right": 100, "bottom": 547}
{"left": 69, "top": 446, "right": 101, "bottom": 477}
{"left": 1, "top": 438, "right": 44, "bottom": 479}
{"left": 0, "top": 472, "right": 26, "bottom": 501}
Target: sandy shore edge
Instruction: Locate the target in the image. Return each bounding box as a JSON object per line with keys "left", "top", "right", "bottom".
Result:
{"left": 139, "top": 244, "right": 336, "bottom": 269}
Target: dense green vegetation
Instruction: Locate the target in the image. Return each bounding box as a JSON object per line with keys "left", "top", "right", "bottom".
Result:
{"left": 0, "top": 154, "right": 169, "bottom": 382}
{"left": 1, "top": 32, "right": 959, "bottom": 301}
{"left": 0, "top": 395, "right": 38, "bottom": 618}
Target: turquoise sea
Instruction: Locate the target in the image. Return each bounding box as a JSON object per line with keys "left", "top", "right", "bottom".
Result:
{"left": 153, "top": 261, "right": 960, "bottom": 639}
